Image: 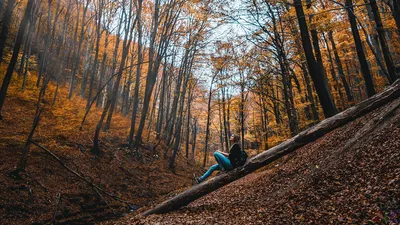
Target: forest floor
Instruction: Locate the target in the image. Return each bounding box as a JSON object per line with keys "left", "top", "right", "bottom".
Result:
{"left": 0, "top": 66, "right": 203, "bottom": 224}
{"left": 111, "top": 98, "right": 400, "bottom": 224}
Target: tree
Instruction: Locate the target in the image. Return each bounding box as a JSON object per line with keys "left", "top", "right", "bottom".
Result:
{"left": 345, "top": 0, "right": 376, "bottom": 97}
{"left": 203, "top": 73, "right": 217, "bottom": 167}
{"left": 393, "top": 0, "right": 400, "bottom": 34}
{"left": 293, "top": 0, "right": 338, "bottom": 118}
{"left": 369, "top": 0, "right": 398, "bottom": 83}
{"left": 327, "top": 31, "right": 354, "bottom": 103}
{"left": 128, "top": 0, "right": 143, "bottom": 146}
{"left": 135, "top": 0, "right": 181, "bottom": 145}
{"left": 0, "top": 0, "right": 35, "bottom": 119}
{"left": 0, "top": 0, "right": 17, "bottom": 64}
{"left": 69, "top": 0, "right": 90, "bottom": 99}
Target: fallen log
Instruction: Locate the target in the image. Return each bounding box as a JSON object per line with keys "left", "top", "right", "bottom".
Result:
{"left": 143, "top": 79, "right": 400, "bottom": 216}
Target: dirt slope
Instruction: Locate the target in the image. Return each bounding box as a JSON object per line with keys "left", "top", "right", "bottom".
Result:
{"left": 117, "top": 100, "right": 400, "bottom": 224}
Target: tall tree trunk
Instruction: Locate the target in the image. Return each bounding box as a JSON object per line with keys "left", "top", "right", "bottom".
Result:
{"left": 146, "top": 76, "right": 161, "bottom": 141}
{"left": 279, "top": 49, "right": 299, "bottom": 136}
{"left": 0, "top": 0, "right": 5, "bottom": 17}
{"left": 22, "top": 31, "right": 33, "bottom": 90}
{"left": 135, "top": 0, "right": 161, "bottom": 145}
{"left": 69, "top": 0, "right": 89, "bottom": 99}
{"left": 285, "top": 11, "right": 318, "bottom": 121}
{"left": 293, "top": 0, "right": 338, "bottom": 118}
{"left": 327, "top": 31, "right": 354, "bottom": 102}
{"left": 164, "top": 48, "right": 189, "bottom": 144}
{"left": 185, "top": 84, "right": 194, "bottom": 158}
{"left": 122, "top": 47, "right": 135, "bottom": 116}
{"left": 0, "top": 0, "right": 34, "bottom": 119}
{"left": 80, "top": 43, "right": 93, "bottom": 97}
{"left": 135, "top": 0, "right": 178, "bottom": 145}
{"left": 370, "top": 0, "right": 398, "bottom": 83}
{"left": 226, "top": 93, "right": 231, "bottom": 138}
{"left": 96, "top": 32, "right": 110, "bottom": 108}
{"left": 36, "top": 0, "right": 54, "bottom": 87}
{"left": 218, "top": 92, "right": 224, "bottom": 151}
{"left": 18, "top": 25, "right": 30, "bottom": 75}
{"left": 301, "top": 63, "right": 319, "bottom": 120}
{"left": 271, "top": 84, "right": 281, "bottom": 124}
{"left": 104, "top": 0, "right": 135, "bottom": 131}
{"left": 261, "top": 97, "right": 269, "bottom": 150}
{"left": 240, "top": 76, "right": 246, "bottom": 148}
{"left": 220, "top": 80, "right": 229, "bottom": 152}
{"left": 16, "top": 104, "right": 42, "bottom": 172}
{"left": 170, "top": 48, "right": 196, "bottom": 168}
{"left": 191, "top": 117, "right": 197, "bottom": 160}
{"left": 393, "top": 0, "right": 400, "bottom": 34}
{"left": 0, "top": 0, "right": 16, "bottom": 64}
{"left": 345, "top": 0, "right": 376, "bottom": 97}
{"left": 87, "top": 0, "right": 104, "bottom": 109}
{"left": 91, "top": 101, "right": 111, "bottom": 154}
{"left": 21, "top": 0, "right": 41, "bottom": 90}
{"left": 16, "top": 72, "right": 50, "bottom": 172}
{"left": 322, "top": 33, "right": 346, "bottom": 110}
{"left": 203, "top": 74, "right": 216, "bottom": 167}
{"left": 53, "top": 2, "right": 71, "bottom": 103}
{"left": 156, "top": 57, "right": 169, "bottom": 139}
{"left": 128, "top": 0, "right": 143, "bottom": 146}
{"left": 363, "top": 0, "right": 385, "bottom": 78}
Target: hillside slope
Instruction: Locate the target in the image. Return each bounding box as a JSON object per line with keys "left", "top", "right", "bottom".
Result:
{"left": 0, "top": 67, "right": 202, "bottom": 224}
{"left": 119, "top": 98, "right": 400, "bottom": 224}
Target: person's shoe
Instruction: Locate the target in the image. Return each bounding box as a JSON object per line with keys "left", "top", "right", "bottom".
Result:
{"left": 193, "top": 174, "right": 203, "bottom": 184}
{"left": 216, "top": 170, "right": 224, "bottom": 176}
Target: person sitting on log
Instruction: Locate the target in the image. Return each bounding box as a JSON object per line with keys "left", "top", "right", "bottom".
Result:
{"left": 195, "top": 134, "right": 247, "bottom": 183}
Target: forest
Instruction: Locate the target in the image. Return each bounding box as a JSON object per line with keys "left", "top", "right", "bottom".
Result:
{"left": 0, "top": 0, "right": 399, "bottom": 224}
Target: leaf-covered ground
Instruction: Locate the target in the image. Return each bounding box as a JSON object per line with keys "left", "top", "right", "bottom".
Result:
{"left": 116, "top": 100, "right": 400, "bottom": 224}
{"left": 0, "top": 67, "right": 202, "bottom": 224}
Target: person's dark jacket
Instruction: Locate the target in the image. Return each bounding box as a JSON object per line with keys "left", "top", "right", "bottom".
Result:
{"left": 228, "top": 143, "right": 246, "bottom": 168}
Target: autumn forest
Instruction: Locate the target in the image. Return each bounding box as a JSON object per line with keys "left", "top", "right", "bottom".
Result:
{"left": 0, "top": 0, "right": 399, "bottom": 223}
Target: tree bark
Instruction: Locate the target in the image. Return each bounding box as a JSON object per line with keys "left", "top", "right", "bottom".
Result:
{"left": 91, "top": 101, "right": 111, "bottom": 154}
{"left": 203, "top": 74, "right": 216, "bottom": 167}
{"left": 155, "top": 56, "right": 170, "bottom": 139}
{"left": 135, "top": 0, "right": 179, "bottom": 145}
{"left": 369, "top": 0, "right": 398, "bottom": 83}
{"left": 104, "top": 0, "right": 135, "bottom": 130}
{"left": 128, "top": 0, "right": 141, "bottom": 144}
{"left": 327, "top": 31, "right": 354, "bottom": 103}
{"left": 0, "top": 0, "right": 5, "bottom": 17}
{"left": 363, "top": 0, "right": 385, "bottom": 78}
{"left": 345, "top": 0, "right": 376, "bottom": 97}
{"left": 87, "top": 0, "right": 104, "bottom": 109}
{"left": 185, "top": 83, "right": 194, "bottom": 158}
{"left": 322, "top": 32, "right": 345, "bottom": 110}
{"left": 220, "top": 80, "right": 229, "bottom": 152}
{"left": 96, "top": 30, "right": 110, "bottom": 108}
{"left": 393, "top": 0, "right": 400, "bottom": 34}
{"left": 191, "top": 117, "right": 198, "bottom": 160}
{"left": 0, "top": 0, "right": 16, "bottom": 64}
{"left": 293, "top": 0, "right": 338, "bottom": 118}
{"left": 143, "top": 79, "right": 400, "bottom": 216}
{"left": 69, "top": 0, "right": 90, "bottom": 99}
{"left": 0, "top": 0, "right": 34, "bottom": 119}
{"left": 169, "top": 48, "right": 196, "bottom": 168}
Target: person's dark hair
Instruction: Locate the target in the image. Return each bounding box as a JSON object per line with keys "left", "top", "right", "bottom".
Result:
{"left": 231, "top": 134, "right": 240, "bottom": 143}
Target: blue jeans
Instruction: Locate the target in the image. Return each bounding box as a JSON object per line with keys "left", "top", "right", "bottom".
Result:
{"left": 200, "top": 152, "right": 233, "bottom": 181}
